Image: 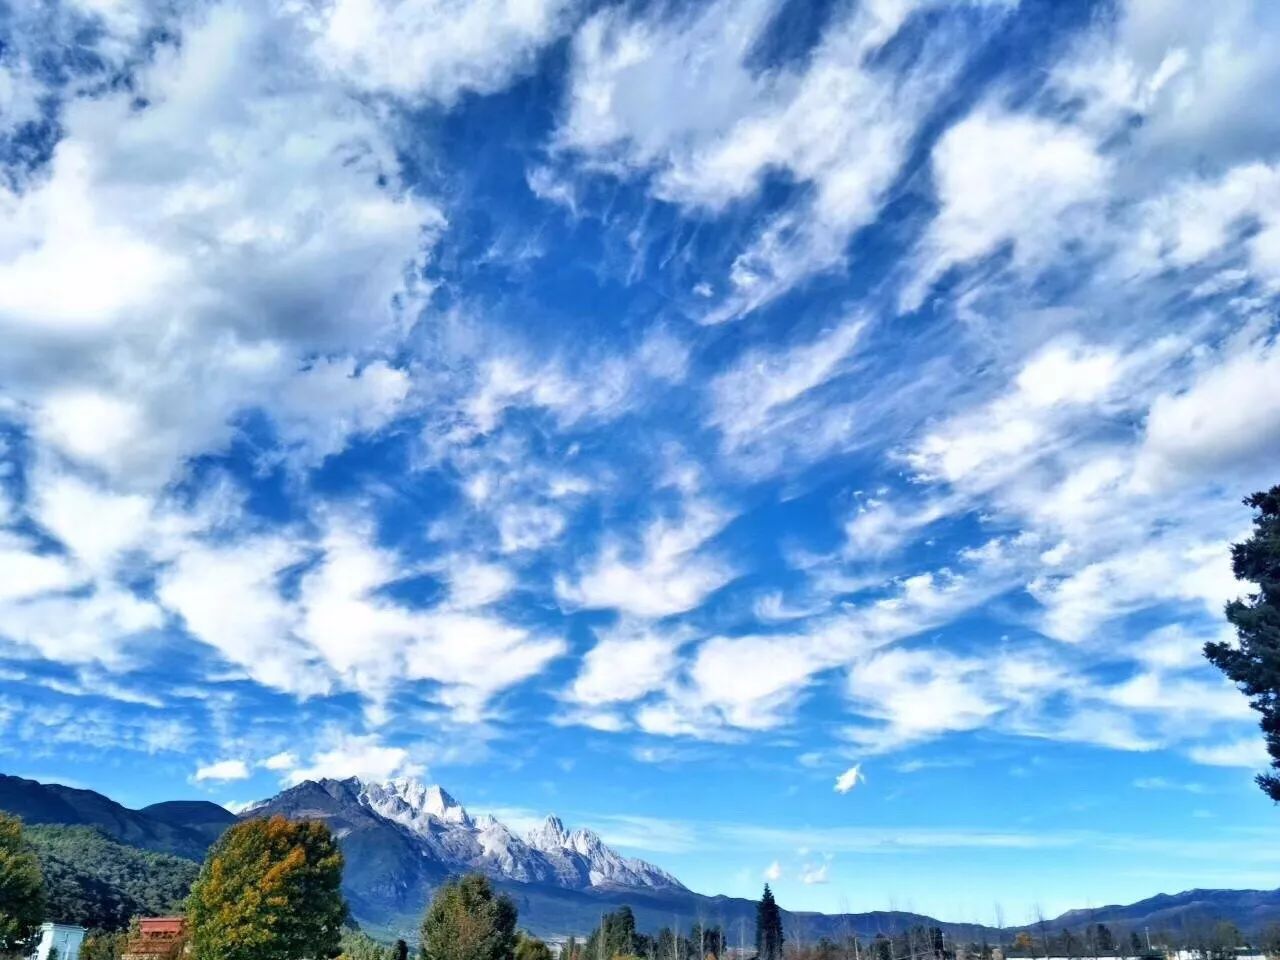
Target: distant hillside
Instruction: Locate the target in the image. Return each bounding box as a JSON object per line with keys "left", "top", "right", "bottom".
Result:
{"left": 140, "top": 800, "right": 240, "bottom": 847}
{"left": 28, "top": 824, "right": 199, "bottom": 930}
{"left": 1050, "top": 888, "right": 1280, "bottom": 937}
{"left": 0, "top": 774, "right": 234, "bottom": 860}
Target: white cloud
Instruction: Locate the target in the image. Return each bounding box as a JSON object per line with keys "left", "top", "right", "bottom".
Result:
{"left": 262, "top": 751, "right": 298, "bottom": 772}
{"left": 0, "top": 1, "right": 440, "bottom": 492}
{"left": 906, "top": 108, "right": 1109, "bottom": 309}
{"left": 1188, "top": 737, "right": 1269, "bottom": 769}
{"left": 800, "top": 859, "right": 831, "bottom": 885}
{"left": 1134, "top": 335, "right": 1280, "bottom": 488}
{"left": 304, "top": 0, "right": 575, "bottom": 105}
{"left": 707, "top": 319, "right": 866, "bottom": 473}
{"left": 194, "top": 758, "right": 250, "bottom": 782}
{"left": 566, "top": 621, "right": 685, "bottom": 707}
{"left": 283, "top": 732, "right": 424, "bottom": 784}
{"left": 762, "top": 859, "right": 782, "bottom": 882}
{"left": 845, "top": 648, "right": 1002, "bottom": 753}
{"left": 556, "top": 499, "right": 736, "bottom": 617}
{"left": 446, "top": 558, "right": 516, "bottom": 609}
{"left": 558, "top": 0, "right": 1009, "bottom": 319}
{"left": 833, "top": 763, "right": 865, "bottom": 794}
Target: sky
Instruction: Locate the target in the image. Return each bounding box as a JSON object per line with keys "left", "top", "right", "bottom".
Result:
{"left": 2, "top": 0, "right": 1280, "bottom": 923}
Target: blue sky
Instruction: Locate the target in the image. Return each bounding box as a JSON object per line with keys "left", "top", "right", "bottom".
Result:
{"left": 3, "top": 0, "right": 1280, "bottom": 921}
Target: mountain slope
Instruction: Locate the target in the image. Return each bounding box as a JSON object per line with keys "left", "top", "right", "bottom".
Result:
{"left": 1049, "top": 888, "right": 1280, "bottom": 935}
{"left": 139, "top": 800, "right": 238, "bottom": 847}
{"left": 0, "top": 774, "right": 220, "bottom": 860}
{"left": 27, "top": 824, "right": 199, "bottom": 930}
{"left": 249, "top": 777, "right": 684, "bottom": 896}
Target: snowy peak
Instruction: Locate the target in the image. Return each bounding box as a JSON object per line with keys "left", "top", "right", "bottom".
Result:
{"left": 337, "top": 778, "right": 684, "bottom": 893}
{"left": 526, "top": 814, "right": 569, "bottom": 851}
{"left": 359, "top": 777, "right": 473, "bottom": 833}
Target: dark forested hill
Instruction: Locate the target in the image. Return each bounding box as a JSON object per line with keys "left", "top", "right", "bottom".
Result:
{"left": 28, "top": 824, "right": 199, "bottom": 930}
{"left": 0, "top": 774, "right": 226, "bottom": 860}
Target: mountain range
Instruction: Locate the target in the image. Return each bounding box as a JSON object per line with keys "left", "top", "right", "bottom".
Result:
{"left": 4, "top": 772, "right": 1280, "bottom": 941}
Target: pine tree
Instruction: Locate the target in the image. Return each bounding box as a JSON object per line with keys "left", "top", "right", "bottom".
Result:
{"left": 1205, "top": 485, "right": 1280, "bottom": 798}
{"left": 0, "top": 813, "right": 45, "bottom": 956}
{"left": 756, "top": 885, "right": 784, "bottom": 960}
{"left": 420, "top": 874, "right": 517, "bottom": 960}
{"left": 187, "top": 815, "right": 347, "bottom": 960}
{"left": 396, "top": 941, "right": 411, "bottom": 960}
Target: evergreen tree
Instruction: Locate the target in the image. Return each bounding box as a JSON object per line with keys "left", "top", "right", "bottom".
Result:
{"left": 420, "top": 874, "right": 517, "bottom": 960}
{"left": 0, "top": 813, "right": 45, "bottom": 956}
{"left": 1129, "top": 933, "right": 1142, "bottom": 956}
{"left": 187, "top": 815, "right": 347, "bottom": 960}
{"left": 396, "top": 940, "right": 411, "bottom": 960}
{"left": 1205, "top": 485, "right": 1280, "bottom": 798}
{"left": 756, "top": 885, "right": 784, "bottom": 960}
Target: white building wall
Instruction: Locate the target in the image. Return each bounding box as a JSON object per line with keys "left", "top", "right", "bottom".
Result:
{"left": 28, "top": 923, "right": 86, "bottom": 960}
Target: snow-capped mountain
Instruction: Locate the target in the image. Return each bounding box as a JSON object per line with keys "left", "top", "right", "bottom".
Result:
{"left": 253, "top": 776, "right": 685, "bottom": 894}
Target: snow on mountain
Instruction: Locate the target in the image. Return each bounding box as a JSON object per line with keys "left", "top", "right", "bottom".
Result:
{"left": 346, "top": 778, "right": 684, "bottom": 892}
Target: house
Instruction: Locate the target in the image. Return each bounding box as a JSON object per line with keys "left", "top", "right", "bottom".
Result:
{"left": 122, "top": 917, "right": 187, "bottom": 960}
{"left": 28, "top": 923, "right": 86, "bottom": 960}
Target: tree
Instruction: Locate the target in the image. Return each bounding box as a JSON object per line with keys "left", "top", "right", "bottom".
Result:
{"left": 1205, "top": 485, "right": 1280, "bottom": 799}
{"left": 396, "top": 940, "right": 411, "bottom": 960}
{"left": 340, "top": 930, "right": 390, "bottom": 960}
{"left": 1129, "top": 932, "right": 1143, "bottom": 957}
{"left": 187, "top": 815, "right": 346, "bottom": 960}
{"left": 81, "top": 930, "right": 131, "bottom": 960}
{"left": 420, "top": 874, "right": 517, "bottom": 960}
{"left": 1095, "top": 925, "right": 1115, "bottom": 955}
{"left": 515, "top": 934, "right": 553, "bottom": 960}
{"left": 1012, "top": 933, "right": 1035, "bottom": 954}
{"left": 757, "top": 885, "right": 784, "bottom": 960}
{"left": 1209, "top": 922, "right": 1243, "bottom": 960}
{"left": 0, "top": 812, "right": 45, "bottom": 957}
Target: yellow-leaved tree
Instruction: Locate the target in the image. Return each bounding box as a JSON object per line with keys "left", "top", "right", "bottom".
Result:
{"left": 187, "top": 815, "right": 347, "bottom": 960}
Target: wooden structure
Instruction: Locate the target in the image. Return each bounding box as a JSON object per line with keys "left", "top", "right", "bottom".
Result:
{"left": 122, "top": 917, "right": 187, "bottom": 960}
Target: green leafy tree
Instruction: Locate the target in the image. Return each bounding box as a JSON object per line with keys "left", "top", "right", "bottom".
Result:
{"left": 756, "top": 885, "right": 784, "bottom": 960}
{"left": 0, "top": 812, "right": 45, "bottom": 956}
{"left": 420, "top": 874, "right": 517, "bottom": 960}
{"left": 340, "top": 930, "right": 390, "bottom": 960}
{"left": 187, "top": 815, "right": 347, "bottom": 960}
{"left": 81, "top": 930, "right": 131, "bottom": 960}
{"left": 515, "top": 933, "right": 553, "bottom": 960}
{"left": 27, "top": 824, "right": 198, "bottom": 931}
{"left": 1205, "top": 485, "right": 1280, "bottom": 798}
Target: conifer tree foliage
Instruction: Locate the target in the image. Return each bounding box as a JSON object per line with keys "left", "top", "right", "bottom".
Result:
{"left": 420, "top": 874, "right": 517, "bottom": 960}
{"left": 1205, "top": 485, "right": 1280, "bottom": 799}
{"left": 0, "top": 812, "right": 45, "bottom": 956}
{"left": 186, "top": 815, "right": 347, "bottom": 960}
{"left": 755, "top": 885, "right": 784, "bottom": 960}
